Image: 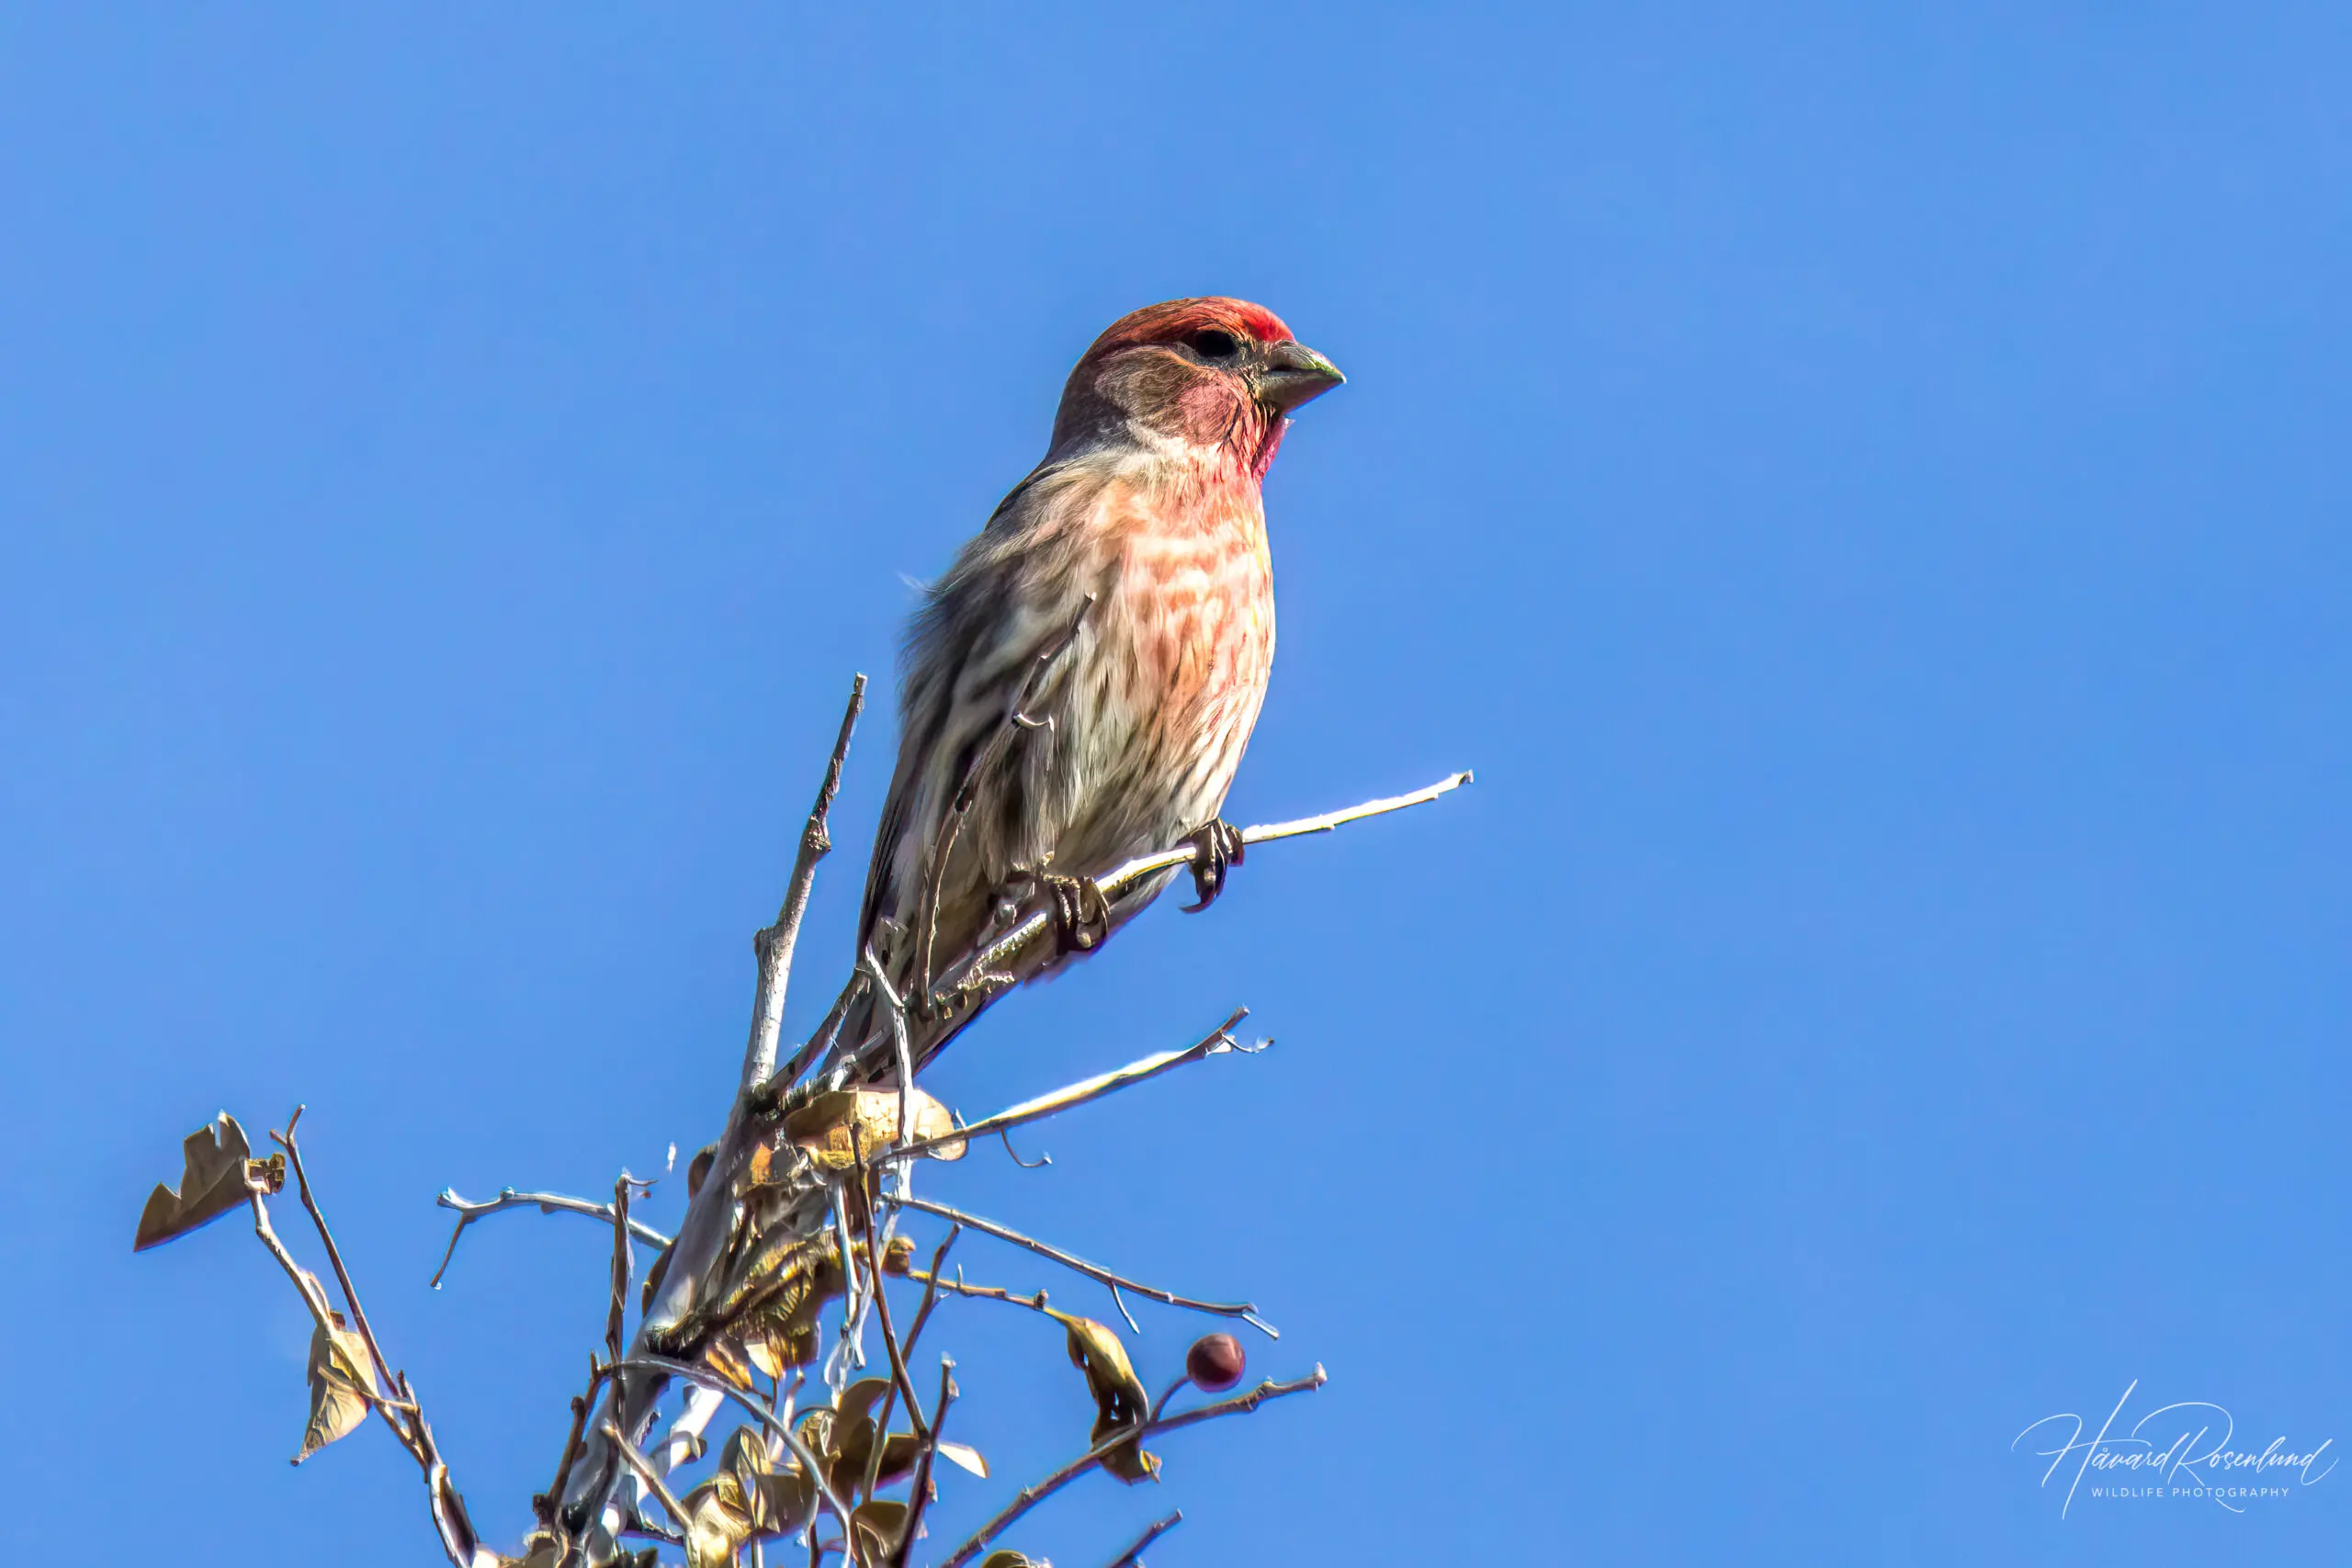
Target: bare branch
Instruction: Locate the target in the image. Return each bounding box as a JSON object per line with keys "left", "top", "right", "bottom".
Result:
{"left": 847, "top": 1147, "right": 929, "bottom": 1442}
{"left": 603, "top": 1175, "right": 637, "bottom": 1449}
{"left": 431, "top": 1188, "right": 672, "bottom": 1287}
{"left": 888, "top": 1356, "right": 958, "bottom": 1568}
{"left": 895, "top": 1195, "right": 1276, "bottom": 1338}
{"left": 1104, "top": 1509, "right": 1182, "bottom": 1568}
{"left": 901, "top": 1226, "right": 961, "bottom": 1358}
{"left": 933, "top": 772, "right": 1472, "bottom": 1017}
{"left": 936, "top": 1368, "right": 1327, "bottom": 1568}
{"left": 273, "top": 1110, "right": 400, "bottom": 1400}
{"left": 243, "top": 1131, "right": 497, "bottom": 1568}
{"left": 537, "top": 1359, "right": 610, "bottom": 1535}
{"left": 905, "top": 1267, "right": 1052, "bottom": 1316}
{"left": 875, "top": 1009, "right": 1253, "bottom": 1166}
{"left": 243, "top": 1184, "right": 418, "bottom": 1460}
{"left": 599, "top": 1420, "right": 691, "bottom": 1535}
{"left": 746, "top": 673, "right": 867, "bottom": 1092}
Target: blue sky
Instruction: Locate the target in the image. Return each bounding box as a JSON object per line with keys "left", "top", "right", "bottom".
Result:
{"left": 4, "top": 6, "right": 2346, "bottom": 1563}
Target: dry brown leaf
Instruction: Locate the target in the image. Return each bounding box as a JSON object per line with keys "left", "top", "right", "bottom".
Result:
{"left": 681, "top": 1473, "right": 756, "bottom": 1568}
{"left": 795, "top": 1407, "right": 836, "bottom": 1466}
{"left": 935, "top": 1438, "right": 989, "bottom": 1478}
{"left": 1055, "top": 1312, "right": 1159, "bottom": 1485}
{"left": 834, "top": 1377, "right": 896, "bottom": 1428}
{"left": 294, "top": 1307, "right": 379, "bottom": 1463}
{"left": 134, "top": 1113, "right": 279, "bottom": 1251}
{"left": 781, "top": 1087, "right": 966, "bottom": 1170}
{"left": 717, "top": 1427, "right": 817, "bottom": 1541}
{"left": 851, "top": 1499, "right": 913, "bottom": 1558}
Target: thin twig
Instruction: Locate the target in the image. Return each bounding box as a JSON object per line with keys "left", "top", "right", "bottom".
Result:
{"left": 604, "top": 1175, "right": 636, "bottom": 1447}
{"left": 932, "top": 772, "right": 1472, "bottom": 1017}
{"left": 777, "top": 975, "right": 862, "bottom": 1096}
{"left": 937, "top": 1368, "right": 1326, "bottom": 1568}
{"left": 888, "top": 1356, "right": 958, "bottom": 1568}
{"left": 746, "top": 674, "right": 867, "bottom": 1092}
{"left": 245, "top": 1135, "right": 492, "bottom": 1568}
{"left": 600, "top": 1420, "right": 691, "bottom": 1534}
{"left": 243, "top": 1183, "right": 419, "bottom": 1460}
{"left": 849, "top": 1146, "right": 929, "bottom": 1441}
{"left": 895, "top": 1195, "right": 1275, "bottom": 1338}
{"left": 537, "top": 1359, "right": 610, "bottom": 1532}
{"left": 431, "top": 1188, "right": 671, "bottom": 1288}
{"left": 906, "top": 1268, "right": 1052, "bottom": 1316}
{"left": 273, "top": 1109, "right": 401, "bottom": 1401}
{"left": 875, "top": 1009, "right": 1253, "bottom": 1166}
{"left": 901, "top": 1226, "right": 960, "bottom": 1358}
{"left": 1104, "top": 1509, "right": 1182, "bottom": 1568}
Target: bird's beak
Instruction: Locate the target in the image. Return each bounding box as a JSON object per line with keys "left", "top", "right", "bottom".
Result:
{"left": 1256, "top": 340, "right": 1345, "bottom": 412}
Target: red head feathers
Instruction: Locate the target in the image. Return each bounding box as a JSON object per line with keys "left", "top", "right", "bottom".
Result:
{"left": 1051, "top": 298, "right": 1342, "bottom": 472}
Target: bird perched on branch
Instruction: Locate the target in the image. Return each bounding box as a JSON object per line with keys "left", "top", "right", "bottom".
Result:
{"left": 837, "top": 297, "right": 1343, "bottom": 1073}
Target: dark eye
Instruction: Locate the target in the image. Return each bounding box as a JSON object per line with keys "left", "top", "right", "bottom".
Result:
{"left": 1188, "top": 329, "right": 1240, "bottom": 361}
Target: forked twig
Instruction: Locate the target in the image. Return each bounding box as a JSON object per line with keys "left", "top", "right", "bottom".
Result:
{"left": 431, "top": 1188, "right": 672, "bottom": 1288}
{"left": 599, "top": 1420, "right": 691, "bottom": 1534}
{"left": 937, "top": 1369, "right": 1327, "bottom": 1568}
{"left": 747, "top": 674, "right": 867, "bottom": 1092}
{"left": 888, "top": 1356, "right": 959, "bottom": 1568}
{"left": 896, "top": 1195, "right": 1275, "bottom": 1338}
{"left": 875, "top": 1009, "right": 1254, "bottom": 1166}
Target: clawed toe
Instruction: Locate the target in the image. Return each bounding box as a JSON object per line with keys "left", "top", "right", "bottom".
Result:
{"left": 1180, "top": 818, "right": 1247, "bottom": 912}
{"left": 1044, "top": 872, "right": 1112, "bottom": 953}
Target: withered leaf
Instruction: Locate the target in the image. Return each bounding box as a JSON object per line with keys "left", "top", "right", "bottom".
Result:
{"left": 294, "top": 1307, "right": 379, "bottom": 1462}
{"left": 935, "top": 1438, "right": 989, "bottom": 1478}
{"left": 718, "top": 1427, "right": 817, "bottom": 1540}
{"left": 830, "top": 1426, "right": 927, "bottom": 1496}
{"left": 782, "top": 1087, "right": 966, "bottom": 1170}
{"left": 135, "top": 1113, "right": 274, "bottom": 1251}
{"left": 681, "top": 1473, "right": 755, "bottom": 1568}
{"left": 834, "top": 1377, "right": 897, "bottom": 1430}
{"left": 795, "top": 1407, "right": 836, "bottom": 1465}
{"left": 851, "top": 1499, "right": 913, "bottom": 1558}
{"left": 1056, "top": 1312, "right": 1159, "bottom": 1485}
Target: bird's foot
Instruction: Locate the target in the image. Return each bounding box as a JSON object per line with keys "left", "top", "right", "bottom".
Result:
{"left": 1180, "top": 818, "right": 1247, "bottom": 912}
{"left": 1041, "top": 872, "right": 1113, "bottom": 954}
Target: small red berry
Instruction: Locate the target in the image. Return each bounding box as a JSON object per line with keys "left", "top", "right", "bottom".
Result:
{"left": 1185, "top": 1333, "right": 1245, "bottom": 1392}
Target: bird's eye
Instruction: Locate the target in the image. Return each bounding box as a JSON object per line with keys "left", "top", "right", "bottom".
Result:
{"left": 1188, "top": 329, "right": 1240, "bottom": 361}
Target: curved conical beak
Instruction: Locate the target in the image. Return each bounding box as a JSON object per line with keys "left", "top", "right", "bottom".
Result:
{"left": 1257, "top": 339, "right": 1345, "bottom": 412}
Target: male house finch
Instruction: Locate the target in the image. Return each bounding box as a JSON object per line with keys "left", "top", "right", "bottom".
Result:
{"left": 837, "top": 297, "right": 1342, "bottom": 1072}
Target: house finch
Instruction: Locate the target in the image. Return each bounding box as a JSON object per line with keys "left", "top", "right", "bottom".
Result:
{"left": 838, "top": 297, "right": 1342, "bottom": 1072}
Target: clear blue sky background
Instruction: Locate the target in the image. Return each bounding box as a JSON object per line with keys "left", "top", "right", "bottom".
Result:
{"left": 5, "top": 6, "right": 2346, "bottom": 1564}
